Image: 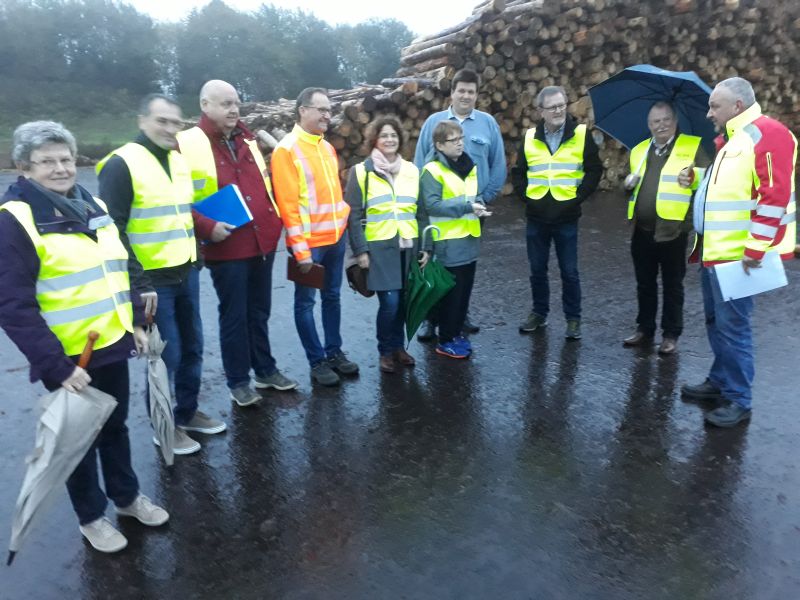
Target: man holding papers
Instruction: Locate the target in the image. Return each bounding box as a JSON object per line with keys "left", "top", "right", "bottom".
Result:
{"left": 678, "top": 77, "right": 797, "bottom": 428}
{"left": 98, "top": 94, "right": 224, "bottom": 455}
{"left": 271, "top": 87, "right": 359, "bottom": 387}
{"left": 178, "top": 80, "right": 298, "bottom": 408}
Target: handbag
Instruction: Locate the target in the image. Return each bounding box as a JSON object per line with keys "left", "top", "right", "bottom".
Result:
{"left": 345, "top": 161, "right": 374, "bottom": 298}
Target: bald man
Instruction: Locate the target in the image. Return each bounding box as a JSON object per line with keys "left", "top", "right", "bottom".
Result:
{"left": 177, "top": 80, "right": 297, "bottom": 409}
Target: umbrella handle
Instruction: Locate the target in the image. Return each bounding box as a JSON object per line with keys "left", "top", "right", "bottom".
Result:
{"left": 77, "top": 331, "right": 100, "bottom": 369}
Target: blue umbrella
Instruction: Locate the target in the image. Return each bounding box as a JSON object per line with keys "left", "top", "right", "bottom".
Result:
{"left": 588, "top": 64, "right": 717, "bottom": 154}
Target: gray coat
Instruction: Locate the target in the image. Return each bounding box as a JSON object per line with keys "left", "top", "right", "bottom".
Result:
{"left": 345, "top": 159, "right": 424, "bottom": 291}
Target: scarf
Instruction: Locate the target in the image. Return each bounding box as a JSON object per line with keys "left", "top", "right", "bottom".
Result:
{"left": 370, "top": 148, "right": 402, "bottom": 185}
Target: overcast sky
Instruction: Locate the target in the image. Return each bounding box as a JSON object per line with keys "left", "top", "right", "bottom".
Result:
{"left": 125, "top": 0, "right": 477, "bottom": 37}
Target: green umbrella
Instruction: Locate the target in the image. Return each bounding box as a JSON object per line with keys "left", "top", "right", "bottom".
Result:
{"left": 404, "top": 227, "right": 455, "bottom": 342}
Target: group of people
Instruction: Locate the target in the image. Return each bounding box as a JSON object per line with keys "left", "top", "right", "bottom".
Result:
{"left": 0, "top": 67, "right": 795, "bottom": 555}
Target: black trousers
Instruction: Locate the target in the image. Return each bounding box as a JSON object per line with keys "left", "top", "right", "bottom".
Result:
{"left": 630, "top": 228, "right": 688, "bottom": 338}
{"left": 438, "top": 262, "right": 477, "bottom": 343}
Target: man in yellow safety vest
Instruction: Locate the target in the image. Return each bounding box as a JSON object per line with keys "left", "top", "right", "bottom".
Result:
{"left": 622, "top": 101, "right": 709, "bottom": 355}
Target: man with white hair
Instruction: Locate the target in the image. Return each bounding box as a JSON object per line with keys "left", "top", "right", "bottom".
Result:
{"left": 177, "top": 80, "right": 298, "bottom": 408}
{"left": 678, "top": 77, "right": 797, "bottom": 427}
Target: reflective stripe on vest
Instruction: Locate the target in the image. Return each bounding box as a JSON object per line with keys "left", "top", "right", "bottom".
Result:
{"left": 175, "top": 126, "right": 281, "bottom": 216}
{"left": 0, "top": 199, "right": 133, "bottom": 356}
{"left": 628, "top": 134, "right": 701, "bottom": 221}
{"left": 292, "top": 141, "right": 348, "bottom": 239}
{"left": 524, "top": 124, "right": 587, "bottom": 200}
{"left": 421, "top": 161, "right": 480, "bottom": 241}
{"left": 97, "top": 143, "right": 196, "bottom": 270}
{"left": 355, "top": 161, "right": 419, "bottom": 242}
{"left": 702, "top": 117, "right": 798, "bottom": 262}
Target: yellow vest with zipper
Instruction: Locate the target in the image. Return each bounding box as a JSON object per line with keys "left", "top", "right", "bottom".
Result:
{"left": 421, "top": 161, "right": 480, "bottom": 240}
{"left": 176, "top": 126, "right": 280, "bottom": 216}
{"left": 524, "top": 124, "right": 586, "bottom": 200}
{"left": 0, "top": 198, "right": 133, "bottom": 356}
{"left": 355, "top": 160, "right": 419, "bottom": 242}
{"left": 628, "top": 134, "right": 701, "bottom": 221}
{"left": 700, "top": 105, "right": 797, "bottom": 262}
{"left": 96, "top": 143, "right": 196, "bottom": 270}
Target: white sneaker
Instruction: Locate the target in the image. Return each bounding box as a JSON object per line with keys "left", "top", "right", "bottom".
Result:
{"left": 153, "top": 428, "right": 201, "bottom": 455}
{"left": 116, "top": 494, "right": 170, "bottom": 526}
{"left": 79, "top": 517, "right": 128, "bottom": 553}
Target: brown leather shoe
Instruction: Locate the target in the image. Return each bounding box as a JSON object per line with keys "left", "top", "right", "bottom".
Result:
{"left": 392, "top": 349, "right": 416, "bottom": 367}
{"left": 379, "top": 355, "right": 396, "bottom": 373}
{"left": 658, "top": 337, "right": 678, "bottom": 355}
{"left": 623, "top": 330, "right": 652, "bottom": 347}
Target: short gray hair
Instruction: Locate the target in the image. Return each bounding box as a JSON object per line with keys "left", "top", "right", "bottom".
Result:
{"left": 649, "top": 101, "right": 676, "bottom": 119}
{"left": 537, "top": 86, "right": 567, "bottom": 107}
{"left": 717, "top": 77, "right": 756, "bottom": 107}
{"left": 12, "top": 121, "right": 77, "bottom": 168}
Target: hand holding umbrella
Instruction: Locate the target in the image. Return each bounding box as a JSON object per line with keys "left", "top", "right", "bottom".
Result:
{"left": 7, "top": 331, "right": 118, "bottom": 566}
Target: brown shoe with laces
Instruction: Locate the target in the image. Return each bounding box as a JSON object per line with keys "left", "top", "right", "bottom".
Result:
{"left": 392, "top": 349, "right": 416, "bottom": 367}
{"left": 379, "top": 355, "right": 396, "bottom": 373}
{"left": 658, "top": 337, "right": 678, "bottom": 355}
{"left": 623, "top": 330, "right": 653, "bottom": 347}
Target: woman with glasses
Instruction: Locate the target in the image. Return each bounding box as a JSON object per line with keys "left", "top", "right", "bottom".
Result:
{"left": 345, "top": 116, "right": 428, "bottom": 373}
{"left": 0, "top": 121, "right": 168, "bottom": 554}
{"left": 420, "top": 121, "right": 489, "bottom": 359}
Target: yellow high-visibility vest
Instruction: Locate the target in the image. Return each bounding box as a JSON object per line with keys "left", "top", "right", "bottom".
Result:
{"left": 524, "top": 124, "right": 586, "bottom": 200}
{"left": 355, "top": 160, "right": 419, "bottom": 242}
{"left": 628, "top": 134, "right": 701, "bottom": 221}
{"left": 97, "top": 143, "right": 196, "bottom": 270}
{"left": 176, "top": 126, "right": 280, "bottom": 216}
{"left": 422, "top": 160, "right": 480, "bottom": 240}
{"left": 1, "top": 198, "right": 133, "bottom": 356}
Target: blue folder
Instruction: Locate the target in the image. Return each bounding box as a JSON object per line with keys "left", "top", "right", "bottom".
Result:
{"left": 193, "top": 184, "right": 254, "bottom": 228}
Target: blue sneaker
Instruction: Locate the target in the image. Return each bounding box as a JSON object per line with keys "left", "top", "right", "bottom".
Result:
{"left": 435, "top": 340, "right": 469, "bottom": 359}
{"left": 453, "top": 335, "right": 472, "bottom": 355}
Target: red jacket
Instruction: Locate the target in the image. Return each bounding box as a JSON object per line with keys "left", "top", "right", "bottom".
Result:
{"left": 184, "top": 115, "right": 283, "bottom": 261}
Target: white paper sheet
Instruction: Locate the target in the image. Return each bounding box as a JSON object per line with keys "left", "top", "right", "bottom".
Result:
{"left": 714, "top": 251, "right": 788, "bottom": 300}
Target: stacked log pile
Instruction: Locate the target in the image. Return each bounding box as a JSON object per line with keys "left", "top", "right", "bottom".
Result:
{"left": 240, "top": 0, "right": 800, "bottom": 192}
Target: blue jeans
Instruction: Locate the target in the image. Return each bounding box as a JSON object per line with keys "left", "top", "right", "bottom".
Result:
{"left": 294, "top": 235, "right": 345, "bottom": 366}
{"left": 526, "top": 220, "right": 581, "bottom": 320}
{"left": 152, "top": 266, "right": 203, "bottom": 425}
{"left": 701, "top": 266, "right": 754, "bottom": 409}
{"left": 208, "top": 254, "right": 278, "bottom": 389}
{"left": 376, "top": 290, "right": 405, "bottom": 355}
{"left": 66, "top": 360, "right": 139, "bottom": 524}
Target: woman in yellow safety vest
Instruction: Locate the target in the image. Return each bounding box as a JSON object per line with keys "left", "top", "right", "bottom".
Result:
{"left": 345, "top": 116, "right": 429, "bottom": 374}
{"left": 420, "top": 121, "right": 490, "bottom": 360}
{"left": 0, "top": 121, "right": 168, "bottom": 555}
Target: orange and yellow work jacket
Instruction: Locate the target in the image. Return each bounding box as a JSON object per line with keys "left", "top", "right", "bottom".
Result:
{"left": 271, "top": 124, "right": 349, "bottom": 263}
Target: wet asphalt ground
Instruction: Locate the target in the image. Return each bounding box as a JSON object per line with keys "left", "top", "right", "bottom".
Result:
{"left": 1, "top": 169, "right": 800, "bottom": 599}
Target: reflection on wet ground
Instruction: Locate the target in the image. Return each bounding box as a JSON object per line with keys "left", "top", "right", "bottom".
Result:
{"left": 2, "top": 170, "right": 800, "bottom": 598}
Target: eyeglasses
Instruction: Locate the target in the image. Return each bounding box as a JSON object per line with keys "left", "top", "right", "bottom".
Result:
{"left": 541, "top": 103, "right": 567, "bottom": 113}
{"left": 444, "top": 135, "right": 464, "bottom": 144}
{"left": 303, "top": 105, "right": 332, "bottom": 116}
{"left": 30, "top": 157, "right": 75, "bottom": 170}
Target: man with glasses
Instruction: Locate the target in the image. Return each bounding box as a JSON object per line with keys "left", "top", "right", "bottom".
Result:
{"left": 177, "top": 79, "right": 297, "bottom": 409}
{"left": 511, "top": 86, "right": 603, "bottom": 340}
{"left": 271, "top": 87, "right": 359, "bottom": 387}
{"left": 414, "top": 69, "right": 506, "bottom": 339}
{"left": 98, "top": 93, "right": 224, "bottom": 456}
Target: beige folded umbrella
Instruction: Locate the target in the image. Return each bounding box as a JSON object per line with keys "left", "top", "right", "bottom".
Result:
{"left": 8, "top": 332, "right": 117, "bottom": 565}
{"left": 145, "top": 324, "right": 174, "bottom": 466}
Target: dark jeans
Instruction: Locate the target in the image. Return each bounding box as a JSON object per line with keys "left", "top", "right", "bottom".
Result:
{"left": 294, "top": 235, "right": 346, "bottom": 366}
{"left": 152, "top": 266, "right": 203, "bottom": 425}
{"left": 376, "top": 290, "right": 405, "bottom": 355}
{"left": 438, "top": 261, "right": 477, "bottom": 343}
{"left": 701, "top": 267, "right": 754, "bottom": 409}
{"left": 208, "top": 254, "right": 277, "bottom": 389}
{"left": 526, "top": 220, "right": 581, "bottom": 320}
{"left": 65, "top": 360, "right": 139, "bottom": 525}
{"left": 630, "top": 228, "right": 688, "bottom": 338}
